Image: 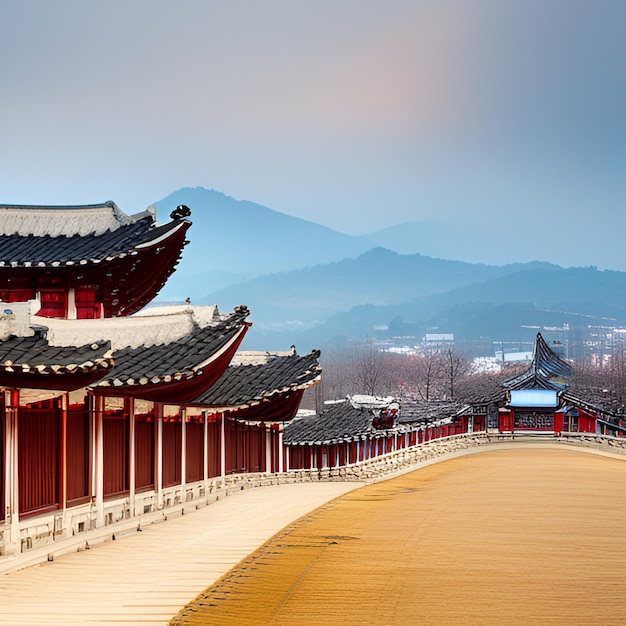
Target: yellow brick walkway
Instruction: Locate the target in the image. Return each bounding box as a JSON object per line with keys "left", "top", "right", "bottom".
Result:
{"left": 172, "top": 447, "right": 626, "bottom": 625}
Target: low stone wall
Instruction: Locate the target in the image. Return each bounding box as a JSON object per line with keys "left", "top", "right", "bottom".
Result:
{"left": 286, "top": 431, "right": 626, "bottom": 483}
{"left": 557, "top": 431, "right": 626, "bottom": 456}
{"left": 3, "top": 431, "right": 625, "bottom": 574}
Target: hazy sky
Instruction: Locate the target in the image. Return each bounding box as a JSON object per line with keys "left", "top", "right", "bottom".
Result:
{"left": 1, "top": 1, "right": 625, "bottom": 266}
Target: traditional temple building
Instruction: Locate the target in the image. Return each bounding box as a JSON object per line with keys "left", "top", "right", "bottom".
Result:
{"left": 0, "top": 202, "right": 320, "bottom": 566}
{"left": 284, "top": 396, "right": 460, "bottom": 471}
{"left": 0, "top": 201, "right": 191, "bottom": 318}
{"left": 285, "top": 334, "right": 626, "bottom": 471}
{"left": 459, "top": 333, "right": 626, "bottom": 436}
{"left": 188, "top": 348, "right": 322, "bottom": 476}
{"left": 2, "top": 201, "right": 624, "bottom": 568}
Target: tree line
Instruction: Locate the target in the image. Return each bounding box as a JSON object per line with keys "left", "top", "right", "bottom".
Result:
{"left": 320, "top": 339, "right": 473, "bottom": 402}
{"left": 315, "top": 337, "right": 626, "bottom": 406}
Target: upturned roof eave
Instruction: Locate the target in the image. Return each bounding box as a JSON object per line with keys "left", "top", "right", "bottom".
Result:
{"left": 0, "top": 337, "right": 114, "bottom": 391}
{"left": 184, "top": 373, "right": 322, "bottom": 412}
{"left": 0, "top": 218, "right": 189, "bottom": 268}
{"left": 91, "top": 316, "right": 250, "bottom": 402}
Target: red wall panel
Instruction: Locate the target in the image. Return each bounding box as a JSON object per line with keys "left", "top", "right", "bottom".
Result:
{"left": 162, "top": 421, "right": 182, "bottom": 487}
{"left": 67, "top": 409, "right": 89, "bottom": 503}
{"left": 135, "top": 419, "right": 154, "bottom": 490}
{"left": 103, "top": 416, "right": 127, "bottom": 497}
{"left": 185, "top": 422, "right": 204, "bottom": 483}
{"left": 248, "top": 426, "right": 263, "bottom": 473}
{"left": 206, "top": 420, "right": 221, "bottom": 478}
{"left": 19, "top": 409, "right": 59, "bottom": 514}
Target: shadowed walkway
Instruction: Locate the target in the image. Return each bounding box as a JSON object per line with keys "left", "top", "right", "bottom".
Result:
{"left": 172, "top": 448, "right": 626, "bottom": 625}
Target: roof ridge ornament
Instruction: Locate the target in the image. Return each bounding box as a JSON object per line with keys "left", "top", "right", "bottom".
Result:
{"left": 170, "top": 205, "right": 191, "bottom": 220}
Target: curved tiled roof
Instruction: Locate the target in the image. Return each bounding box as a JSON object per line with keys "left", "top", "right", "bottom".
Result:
{"left": 94, "top": 306, "right": 250, "bottom": 391}
{"left": 191, "top": 350, "right": 321, "bottom": 408}
{"left": 0, "top": 202, "right": 192, "bottom": 317}
{"left": 503, "top": 333, "right": 572, "bottom": 390}
{"left": 0, "top": 305, "right": 250, "bottom": 396}
{"left": 285, "top": 395, "right": 458, "bottom": 446}
{"left": 284, "top": 401, "right": 375, "bottom": 445}
{"left": 0, "top": 332, "right": 112, "bottom": 371}
{"left": 396, "top": 399, "right": 462, "bottom": 425}
{"left": 0, "top": 216, "right": 188, "bottom": 267}
{"left": 0, "top": 331, "right": 113, "bottom": 390}
{"left": 562, "top": 388, "right": 626, "bottom": 418}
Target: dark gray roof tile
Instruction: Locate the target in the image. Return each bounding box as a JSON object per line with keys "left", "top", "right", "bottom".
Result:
{"left": 0, "top": 217, "right": 186, "bottom": 267}
{"left": 193, "top": 351, "right": 321, "bottom": 407}
{"left": 396, "top": 399, "right": 461, "bottom": 425}
{"left": 0, "top": 331, "right": 112, "bottom": 373}
{"left": 284, "top": 401, "right": 375, "bottom": 445}
{"left": 95, "top": 307, "right": 250, "bottom": 388}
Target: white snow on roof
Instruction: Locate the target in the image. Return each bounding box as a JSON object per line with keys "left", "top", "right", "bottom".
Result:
{"left": 229, "top": 347, "right": 297, "bottom": 366}
{"left": 349, "top": 394, "right": 396, "bottom": 409}
{"left": 0, "top": 202, "right": 154, "bottom": 237}
{"left": 40, "top": 305, "right": 221, "bottom": 349}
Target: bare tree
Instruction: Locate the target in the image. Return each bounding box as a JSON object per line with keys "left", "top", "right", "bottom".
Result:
{"left": 443, "top": 348, "right": 471, "bottom": 399}
{"left": 608, "top": 337, "right": 626, "bottom": 401}
{"left": 320, "top": 349, "right": 354, "bottom": 400}
{"left": 351, "top": 337, "right": 390, "bottom": 396}
{"left": 320, "top": 339, "right": 395, "bottom": 399}
{"left": 400, "top": 352, "right": 444, "bottom": 401}
{"left": 320, "top": 343, "right": 474, "bottom": 402}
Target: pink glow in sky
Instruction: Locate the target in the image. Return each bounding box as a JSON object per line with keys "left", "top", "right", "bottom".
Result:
{"left": 1, "top": 0, "right": 625, "bottom": 268}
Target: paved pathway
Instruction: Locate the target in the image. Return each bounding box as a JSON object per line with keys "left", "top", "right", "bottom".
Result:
{"left": 0, "top": 482, "right": 361, "bottom": 625}
{"left": 172, "top": 448, "right": 626, "bottom": 625}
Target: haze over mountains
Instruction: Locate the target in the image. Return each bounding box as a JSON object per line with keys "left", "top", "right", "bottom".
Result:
{"left": 153, "top": 187, "right": 374, "bottom": 293}
{"left": 153, "top": 187, "right": 625, "bottom": 353}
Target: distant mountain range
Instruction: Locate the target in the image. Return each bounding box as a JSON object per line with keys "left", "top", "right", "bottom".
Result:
{"left": 152, "top": 186, "right": 527, "bottom": 297}
{"left": 152, "top": 187, "right": 626, "bottom": 354}
{"left": 152, "top": 187, "right": 375, "bottom": 297}
{"left": 197, "top": 246, "right": 558, "bottom": 328}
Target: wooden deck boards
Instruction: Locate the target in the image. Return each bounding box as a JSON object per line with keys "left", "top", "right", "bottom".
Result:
{"left": 0, "top": 482, "right": 359, "bottom": 625}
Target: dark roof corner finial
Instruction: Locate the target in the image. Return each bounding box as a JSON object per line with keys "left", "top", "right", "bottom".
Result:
{"left": 170, "top": 205, "right": 191, "bottom": 220}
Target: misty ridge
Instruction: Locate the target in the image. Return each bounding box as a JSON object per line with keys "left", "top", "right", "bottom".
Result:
{"left": 153, "top": 187, "right": 626, "bottom": 353}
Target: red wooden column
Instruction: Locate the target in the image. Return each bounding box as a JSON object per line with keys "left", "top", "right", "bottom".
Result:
{"left": 220, "top": 413, "right": 226, "bottom": 488}
{"left": 265, "top": 426, "right": 272, "bottom": 473}
{"left": 127, "top": 397, "right": 136, "bottom": 518}
{"left": 155, "top": 403, "right": 163, "bottom": 510}
{"left": 203, "top": 411, "right": 208, "bottom": 490}
{"left": 4, "top": 389, "right": 19, "bottom": 553}
{"left": 94, "top": 394, "right": 104, "bottom": 527}
{"left": 278, "top": 425, "right": 284, "bottom": 473}
{"left": 88, "top": 393, "right": 96, "bottom": 518}
{"left": 60, "top": 392, "right": 68, "bottom": 532}
{"left": 180, "top": 407, "right": 187, "bottom": 495}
